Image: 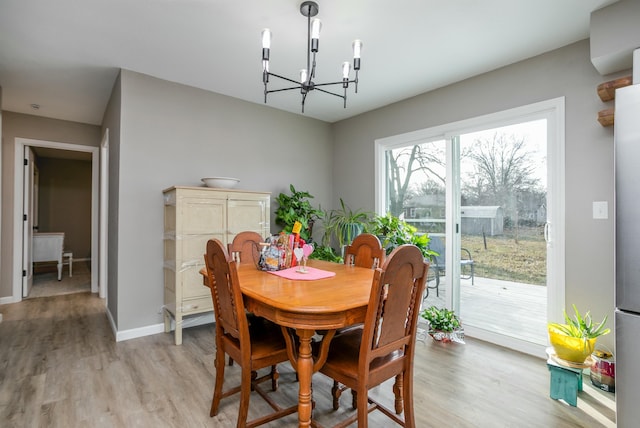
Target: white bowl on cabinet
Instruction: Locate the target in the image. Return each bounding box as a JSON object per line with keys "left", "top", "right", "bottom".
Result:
{"left": 201, "top": 177, "right": 240, "bottom": 189}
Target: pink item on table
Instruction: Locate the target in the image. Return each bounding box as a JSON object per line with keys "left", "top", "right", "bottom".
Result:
{"left": 268, "top": 267, "right": 336, "bottom": 281}
{"left": 302, "top": 243, "right": 314, "bottom": 258}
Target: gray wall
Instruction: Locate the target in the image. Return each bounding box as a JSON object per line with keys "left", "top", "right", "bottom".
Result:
{"left": 110, "top": 70, "right": 333, "bottom": 330}
{"left": 332, "top": 39, "right": 619, "bottom": 350}
{"left": 37, "top": 157, "right": 92, "bottom": 258}
{"left": 0, "top": 112, "right": 101, "bottom": 298}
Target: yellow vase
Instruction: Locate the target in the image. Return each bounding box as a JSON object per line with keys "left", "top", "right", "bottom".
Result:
{"left": 548, "top": 325, "right": 597, "bottom": 363}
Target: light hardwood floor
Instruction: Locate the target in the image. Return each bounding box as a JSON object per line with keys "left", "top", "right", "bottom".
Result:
{"left": 0, "top": 292, "right": 615, "bottom": 427}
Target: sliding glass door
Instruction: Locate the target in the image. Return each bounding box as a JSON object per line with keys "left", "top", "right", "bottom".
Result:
{"left": 376, "top": 98, "right": 564, "bottom": 355}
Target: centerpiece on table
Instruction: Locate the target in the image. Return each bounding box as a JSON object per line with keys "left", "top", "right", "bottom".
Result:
{"left": 547, "top": 304, "right": 610, "bottom": 365}
{"left": 420, "top": 306, "right": 465, "bottom": 344}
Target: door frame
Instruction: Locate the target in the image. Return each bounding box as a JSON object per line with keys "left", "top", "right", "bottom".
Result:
{"left": 12, "top": 137, "right": 100, "bottom": 301}
{"left": 22, "top": 146, "right": 36, "bottom": 297}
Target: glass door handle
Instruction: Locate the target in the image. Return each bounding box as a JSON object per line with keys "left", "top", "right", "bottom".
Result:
{"left": 544, "top": 222, "right": 550, "bottom": 243}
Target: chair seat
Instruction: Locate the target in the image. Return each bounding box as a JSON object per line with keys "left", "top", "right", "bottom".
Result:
{"left": 248, "top": 316, "right": 288, "bottom": 359}
{"left": 322, "top": 328, "right": 403, "bottom": 382}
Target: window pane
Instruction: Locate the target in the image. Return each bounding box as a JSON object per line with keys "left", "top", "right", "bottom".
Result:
{"left": 384, "top": 139, "right": 446, "bottom": 235}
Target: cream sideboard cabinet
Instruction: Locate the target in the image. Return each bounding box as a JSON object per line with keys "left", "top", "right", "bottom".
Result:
{"left": 163, "top": 186, "right": 270, "bottom": 345}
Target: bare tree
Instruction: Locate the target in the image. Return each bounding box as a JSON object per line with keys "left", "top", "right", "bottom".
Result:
{"left": 463, "top": 132, "right": 542, "bottom": 239}
{"left": 386, "top": 142, "right": 445, "bottom": 216}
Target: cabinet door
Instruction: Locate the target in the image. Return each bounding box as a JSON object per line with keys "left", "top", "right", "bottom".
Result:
{"left": 228, "top": 196, "right": 269, "bottom": 240}
{"left": 180, "top": 196, "right": 226, "bottom": 236}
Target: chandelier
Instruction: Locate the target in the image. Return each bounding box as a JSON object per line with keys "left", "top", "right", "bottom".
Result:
{"left": 261, "top": 1, "right": 362, "bottom": 113}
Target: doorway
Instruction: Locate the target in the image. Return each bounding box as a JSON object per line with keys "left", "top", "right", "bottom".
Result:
{"left": 12, "top": 138, "right": 102, "bottom": 301}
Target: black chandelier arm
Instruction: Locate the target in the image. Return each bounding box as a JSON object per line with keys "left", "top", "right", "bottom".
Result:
{"left": 266, "top": 86, "right": 305, "bottom": 94}
{"left": 312, "top": 79, "right": 356, "bottom": 89}
{"left": 266, "top": 72, "right": 301, "bottom": 86}
{"left": 314, "top": 87, "right": 346, "bottom": 99}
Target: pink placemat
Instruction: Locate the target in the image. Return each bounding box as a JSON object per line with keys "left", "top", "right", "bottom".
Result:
{"left": 268, "top": 267, "right": 336, "bottom": 281}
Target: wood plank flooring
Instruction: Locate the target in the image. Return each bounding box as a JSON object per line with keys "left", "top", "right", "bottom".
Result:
{"left": 0, "top": 292, "right": 615, "bottom": 427}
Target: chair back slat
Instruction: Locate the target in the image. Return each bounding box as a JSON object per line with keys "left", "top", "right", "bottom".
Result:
{"left": 228, "top": 231, "right": 263, "bottom": 266}
{"left": 344, "top": 233, "right": 385, "bottom": 269}
{"left": 205, "top": 239, "right": 247, "bottom": 340}
{"left": 362, "top": 244, "right": 428, "bottom": 358}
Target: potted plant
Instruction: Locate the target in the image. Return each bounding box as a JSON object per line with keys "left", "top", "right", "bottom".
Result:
{"left": 274, "top": 184, "right": 323, "bottom": 242}
{"left": 322, "top": 198, "right": 374, "bottom": 249}
{"left": 420, "top": 305, "right": 464, "bottom": 343}
{"left": 548, "top": 304, "right": 610, "bottom": 364}
{"left": 309, "top": 244, "right": 343, "bottom": 263}
{"left": 366, "top": 213, "right": 435, "bottom": 259}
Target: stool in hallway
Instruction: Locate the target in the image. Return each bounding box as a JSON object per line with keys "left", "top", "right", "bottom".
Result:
{"left": 63, "top": 252, "right": 73, "bottom": 277}
{"left": 547, "top": 358, "right": 584, "bottom": 407}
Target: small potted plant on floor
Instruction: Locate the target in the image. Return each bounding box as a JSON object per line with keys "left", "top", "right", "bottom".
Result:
{"left": 548, "top": 304, "right": 610, "bottom": 364}
{"left": 420, "top": 305, "right": 465, "bottom": 344}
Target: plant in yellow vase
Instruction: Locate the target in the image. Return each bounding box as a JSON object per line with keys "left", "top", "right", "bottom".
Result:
{"left": 548, "top": 305, "right": 610, "bottom": 364}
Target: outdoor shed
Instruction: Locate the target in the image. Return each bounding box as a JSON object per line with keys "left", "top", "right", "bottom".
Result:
{"left": 461, "top": 206, "right": 504, "bottom": 236}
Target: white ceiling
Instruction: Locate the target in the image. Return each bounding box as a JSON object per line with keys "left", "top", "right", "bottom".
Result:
{"left": 0, "top": 0, "right": 617, "bottom": 125}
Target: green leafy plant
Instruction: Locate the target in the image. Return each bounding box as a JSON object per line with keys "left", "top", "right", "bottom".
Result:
{"left": 274, "top": 184, "right": 323, "bottom": 242}
{"left": 309, "top": 244, "right": 343, "bottom": 263}
{"left": 322, "top": 198, "right": 374, "bottom": 248}
{"left": 548, "top": 304, "right": 610, "bottom": 339}
{"left": 366, "top": 213, "right": 435, "bottom": 259}
{"left": 420, "top": 306, "right": 461, "bottom": 332}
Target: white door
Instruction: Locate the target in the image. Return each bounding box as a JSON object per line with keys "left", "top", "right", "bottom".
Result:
{"left": 22, "top": 147, "right": 35, "bottom": 297}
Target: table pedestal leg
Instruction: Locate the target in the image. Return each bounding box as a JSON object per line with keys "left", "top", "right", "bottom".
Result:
{"left": 296, "top": 328, "right": 315, "bottom": 428}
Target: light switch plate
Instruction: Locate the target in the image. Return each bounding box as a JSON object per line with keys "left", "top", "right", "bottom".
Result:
{"left": 593, "top": 201, "right": 608, "bottom": 219}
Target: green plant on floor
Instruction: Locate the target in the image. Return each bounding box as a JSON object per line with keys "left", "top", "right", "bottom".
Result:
{"left": 274, "top": 184, "right": 323, "bottom": 242}
{"left": 322, "top": 198, "right": 374, "bottom": 249}
{"left": 420, "top": 306, "right": 461, "bottom": 332}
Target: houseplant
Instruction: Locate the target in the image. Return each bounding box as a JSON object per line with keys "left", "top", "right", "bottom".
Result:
{"left": 366, "top": 213, "right": 435, "bottom": 259}
{"left": 322, "top": 198, "right": 373, "bottom": 249}
{"left": 420, "top": 305, "right": 464, "bottom": 343}
{"left": 274, "top": 184, "right": 323, "bottom": 242}
{"left": 548, "top": 304, "right": 610, "bottom": 363}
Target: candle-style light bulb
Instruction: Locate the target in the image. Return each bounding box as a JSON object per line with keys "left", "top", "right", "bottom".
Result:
{"left": 352, "top": 39, "right": 362, "bottom": 59}
{"left": 300, "top": 69, "right": 308, "bottom": 84}
{"left": 311, "top": 19, "right": 322, "bottom": 39}
{"left": 310, "top": 19, "right": 321, "bottom": 52}
{"left": 342, "top": 62, "right": 351, "bottom": 79}
{"left": 352, "top": 39, "right": 362, "bottom": 71}
{"left": 261, "top": 29, "right": 272, "bottom": 49}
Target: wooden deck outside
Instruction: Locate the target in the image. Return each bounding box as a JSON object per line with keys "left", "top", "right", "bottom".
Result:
{"left": 421, "top": 274, "right": 548, "bottom": 346}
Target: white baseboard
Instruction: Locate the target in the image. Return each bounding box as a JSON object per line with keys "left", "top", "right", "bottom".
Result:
{"left": 112, "top": 312, "right": 214, "bottom": 342}
{"left": 116, "top": 322, "right": 165, "bottom": 342}
{"left": 0, "top": 296, "right": 20, "bottom": 305}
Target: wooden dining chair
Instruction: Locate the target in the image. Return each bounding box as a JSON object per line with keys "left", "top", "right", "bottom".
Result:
{"left": 343, "top": 233, "right": 385, "bottom": 269}
{"left": 328, "top": 232, "right": 385, "bottom": 400}
{"left": 204, "top": 238, "right": 297, "bottom": 428}
{"left": 226, "top": 231, "right": 263, "bottom": 368}
{"left": 318, "top": 244, "right": 429, "bottom": 428}
{"left": 228, "top": 231, "right": 263, "bottom": 266}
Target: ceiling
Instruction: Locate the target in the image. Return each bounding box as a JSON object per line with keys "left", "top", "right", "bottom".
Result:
{"left": 0, "top": 0, "right": 618, "bottom": 126}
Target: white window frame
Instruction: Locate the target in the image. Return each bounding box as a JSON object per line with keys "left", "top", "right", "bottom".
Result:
{"left": 375, "top": 97, "right": 565, "bottom": 356}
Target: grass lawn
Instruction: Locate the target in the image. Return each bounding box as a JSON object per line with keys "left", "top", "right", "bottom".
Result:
{"left": 460, "top": 227, "right": 546, "bottom": 285}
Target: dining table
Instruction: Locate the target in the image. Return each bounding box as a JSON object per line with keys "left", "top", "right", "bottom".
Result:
{"left": 202, "top": 258, "right": 375, "bottom": 428}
